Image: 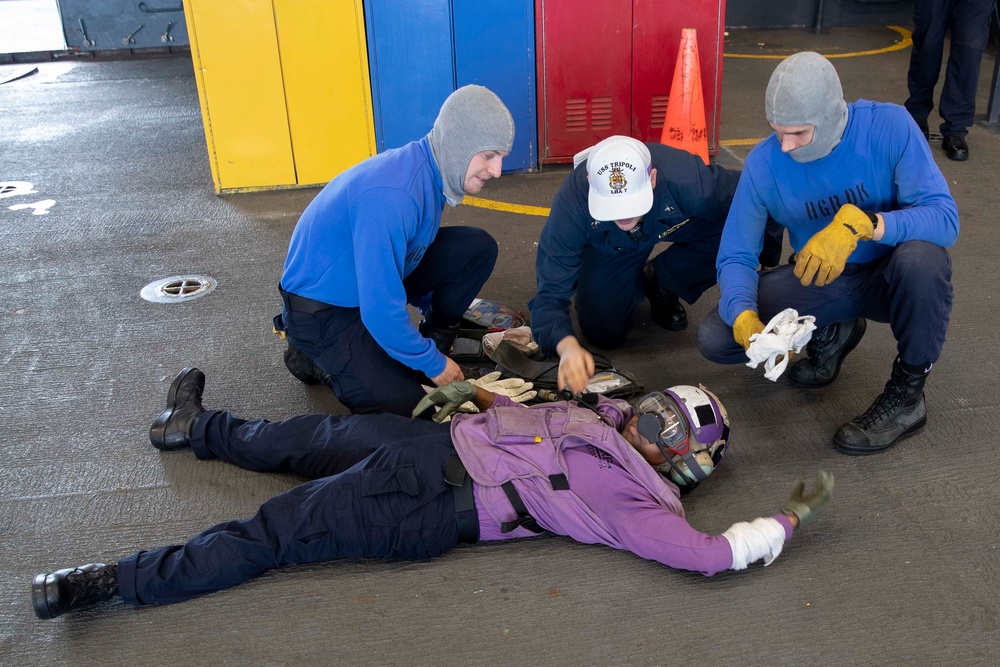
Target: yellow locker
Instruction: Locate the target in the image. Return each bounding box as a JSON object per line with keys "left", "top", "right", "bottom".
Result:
{"left": 184, "top": 1, "right": 375, "bottom": 193}
{"left": 275, "top": 0, "right": 376, "bottom": 187}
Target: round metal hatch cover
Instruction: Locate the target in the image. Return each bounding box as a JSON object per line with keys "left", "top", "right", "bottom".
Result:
{"left": 140, "top": 275, "right": 218, "bottom": 304}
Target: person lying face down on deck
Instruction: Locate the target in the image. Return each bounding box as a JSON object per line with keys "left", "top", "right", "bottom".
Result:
{"left": 31, "top": 368, "right": 833, "bottom": 620}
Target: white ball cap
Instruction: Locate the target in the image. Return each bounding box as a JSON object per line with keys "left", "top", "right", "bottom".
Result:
{"left": 584, "top": 135, "right": 653, "bottom": 222}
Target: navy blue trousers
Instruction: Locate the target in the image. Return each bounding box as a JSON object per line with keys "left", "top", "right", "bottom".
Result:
{"left": 117, "top": 411, "right": 458, "bottom": 606}
{"left": 575, "top": 220, "right": 782, "bottom": 350}
{"left": 697, "top": 241, "right": 953, "bottom": 369}
{"left": 576, "top": 229, "right": 722, "bottom": 350}
{"left": 905, "top": 0, "right": 994, "bottom": 135}
{"left": 282, "top": 226, "right": 498, "bottom": 416}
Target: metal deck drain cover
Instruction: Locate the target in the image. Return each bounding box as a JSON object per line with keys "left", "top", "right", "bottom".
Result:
{"left": 140, "top": 275, "right": 217, "bottom": 303}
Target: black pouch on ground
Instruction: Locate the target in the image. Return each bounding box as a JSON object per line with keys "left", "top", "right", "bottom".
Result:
{"left": 450, "top": 336, "right": 487, "bottom": 362}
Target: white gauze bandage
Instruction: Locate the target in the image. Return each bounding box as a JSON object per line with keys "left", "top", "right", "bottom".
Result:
{"left": 723, "top": 517, "right": 787, "bottom": 570}
{"left": 745, "top": 308, "right": 817, "bottom": 381}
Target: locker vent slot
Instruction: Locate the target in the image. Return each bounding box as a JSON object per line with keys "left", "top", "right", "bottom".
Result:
{"left": 566, "top": 98, "right": 588, "bottom": 131}
{"left": 565, "top": 96, "right": 613, "bottom": 132}
{"left": 591, "top": 97, "right": 612, "bottom": 130}
{"left": 650, "top": 95, "right": 669, "bottom": 129}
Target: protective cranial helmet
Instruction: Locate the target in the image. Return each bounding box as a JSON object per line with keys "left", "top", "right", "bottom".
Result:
{"left": 634, "top": 385, "right": 730, "bottom": 489}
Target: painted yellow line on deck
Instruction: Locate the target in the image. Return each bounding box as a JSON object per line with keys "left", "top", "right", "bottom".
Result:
{"left": 725, "top": 25, "right": 911, "bottom": 59}
{"left": 720, "top": 138, "right": 765, "bottom": 147}
{"left": 466, "top": 27, "right": 912, "bottom": 216}
{"left": 463, "top": 195, "right": 551, "bottom": 217}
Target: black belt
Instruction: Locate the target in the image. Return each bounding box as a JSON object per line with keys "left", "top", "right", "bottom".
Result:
{"left": 445, "top": 455, "right": 479, "bottom": 544}
{"left": 279, "top": 287, "right": 336, "bottom": 314}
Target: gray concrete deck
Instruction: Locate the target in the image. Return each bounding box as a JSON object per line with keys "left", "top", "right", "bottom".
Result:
{"left": 1, "top": 25, "right": 998, "bottom": 666}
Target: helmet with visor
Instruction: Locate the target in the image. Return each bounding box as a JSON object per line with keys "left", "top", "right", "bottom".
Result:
{"left": 634, "top": 385, "right": 730, "bottom": 488}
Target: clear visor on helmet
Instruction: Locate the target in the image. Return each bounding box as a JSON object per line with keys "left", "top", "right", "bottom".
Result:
{"left": 635, "top": 392, "right": 689, "bottom": 453}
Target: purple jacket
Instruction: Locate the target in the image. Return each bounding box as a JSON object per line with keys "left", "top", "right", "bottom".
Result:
{"left": 451, "top": 396, "right": 787, "bottom": 576}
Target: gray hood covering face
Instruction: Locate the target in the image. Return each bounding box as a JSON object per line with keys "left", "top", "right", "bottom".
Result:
{"left": 765, "top": 51, "right": 848, "bottom": 163}
{"left": 426, "top": 85, "right": 515, "bottom": 206}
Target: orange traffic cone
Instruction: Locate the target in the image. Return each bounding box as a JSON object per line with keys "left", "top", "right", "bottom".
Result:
{"left": 660, "top": 28, "right": 709, "bottom": 165}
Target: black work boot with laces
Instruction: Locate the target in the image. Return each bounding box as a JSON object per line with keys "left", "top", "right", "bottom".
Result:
{"left": 419, "top": 318, "right": 461, "bottom": 353}
{"left": 790, "top": 318, "right": 867, "bottom": 388}
{"left": 149, "top": 367, "right": 205, "bottom": 451}
{"left": 833, "top": 358, "right": 928, "bottom": 455}
{"left": 283, "top": 340, "right": 333, "bottom": 389}
{"left": 33, "top": 562, "right": 119, "bottom": 619}
{"left": 643, "top": 264, "right": 687, "bottom": 331}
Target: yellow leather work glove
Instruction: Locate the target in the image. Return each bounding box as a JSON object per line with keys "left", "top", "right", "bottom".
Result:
{"left": 733, "top": 309, "right": 766, "bottom": 351}
{"left": 794, "top": 204, "right": 874, "bottom": 287}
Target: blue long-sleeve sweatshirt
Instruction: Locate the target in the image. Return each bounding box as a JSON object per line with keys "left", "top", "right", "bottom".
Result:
{"left": 717, "top": 100, "right": 959, "bottom": 325}
{"left": 281, "top": 137, "right": 448, "bottom": 378}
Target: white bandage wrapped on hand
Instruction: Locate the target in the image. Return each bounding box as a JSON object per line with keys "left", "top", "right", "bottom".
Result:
{"left": 723, "top": 517, "right": 787, "bottom": 569}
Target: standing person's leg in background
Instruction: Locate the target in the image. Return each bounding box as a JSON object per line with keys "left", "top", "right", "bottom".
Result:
{"left": 936, "top": 0, "right": 994, "bottom": 159}
{"left": 906, "top": 0, "right": 952, "bottom": 138}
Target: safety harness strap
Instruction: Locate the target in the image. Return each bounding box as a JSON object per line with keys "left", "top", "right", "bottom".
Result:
{"left": 498, "top": 474, "right": 569, "bottom": 534}
{"left": 499, "top": 481, "right": 544, "bottom": 534}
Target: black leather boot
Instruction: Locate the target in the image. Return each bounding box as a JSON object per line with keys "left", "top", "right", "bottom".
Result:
{"left": 32, "top": 563, "right": 119, "bottom": 619}
{"left": 149, "top": 367, "right": 205, "bottom": 451}
{"left": 834, "top": 358, "right": 928, "bottom": 455}
{"left": 419, "top": 318, "right": 461, "bottom": 354}
{"left": 790, "top": 318, "right": 867, "bottom": 388}
{"left": 284, "top": 341, "right": 320, "bottom": 385}
{"left": 643, "top": 264, "right": 687, "bottom": 331}
{"left": 942, "top": 134, "right": 968, "bottom": 161}
{"left": 283, "top": 341, "right": 335, "bottom": 391}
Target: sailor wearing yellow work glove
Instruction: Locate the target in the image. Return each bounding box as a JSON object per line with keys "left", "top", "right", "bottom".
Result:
{"left": 794, "top": 204, "right": 875, "bottom": 287}
{"left": 732, "top": 309, "right": 766, "bottom": 351}
{"left": 701, "top": 52, "right": 959, "bottom": 458}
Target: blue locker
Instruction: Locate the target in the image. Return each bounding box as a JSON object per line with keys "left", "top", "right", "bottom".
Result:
{"left": 453, "top": 1, "right": 536, "bottom": 173}
{"left": 364, "top": 0, "right": 537, "bottom": 172}
{"left": 364, "top": 0, "right": 454, "bottom": 152}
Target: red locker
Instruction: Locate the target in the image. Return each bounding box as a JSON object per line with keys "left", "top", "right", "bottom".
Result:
{"left": 536, "top": 0, "right": 726, "bottom": 164}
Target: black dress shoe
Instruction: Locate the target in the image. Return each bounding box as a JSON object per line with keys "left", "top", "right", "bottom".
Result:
{"left": 149, "top": 367, "right": 205, "bottom": 450}
{"left": 33, "top": 563, "right": 119, "bottom": 619}
{"left": 643, "top": 264, "right": 687, "bottom": 331}
{"left": 942, "top": 134, "right": 969, "bottom": 161}
{"left": 915, "top": 118, "right": 930, "bottom": 139}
